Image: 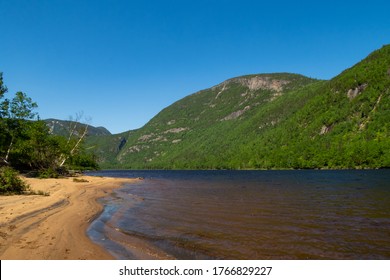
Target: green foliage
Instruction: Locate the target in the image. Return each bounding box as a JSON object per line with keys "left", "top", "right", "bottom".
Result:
{"left": 0, "top": 166, "right": 29, "bottom": 194}
{"left": 67, "top": 152, "right": 100, "bottom": 171}
{"left": 37, "top": 168, "right": 61, "bottom": 179}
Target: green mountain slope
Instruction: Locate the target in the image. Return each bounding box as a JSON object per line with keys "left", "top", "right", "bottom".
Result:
{"left": 85, "top": 130, "right": 134, "bottom": 165}
{"left": 91, "top": 45, "right": 390, "bottom": 169}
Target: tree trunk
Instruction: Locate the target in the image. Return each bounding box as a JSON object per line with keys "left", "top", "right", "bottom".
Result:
{"left": 4, "top": 138, "right": 13, "bottom": 164}
{"left": 59, "top": 123, "right": 89, "bottom": 167}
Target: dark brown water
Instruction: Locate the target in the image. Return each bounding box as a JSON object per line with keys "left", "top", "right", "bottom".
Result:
{"left": 87, "top": 170, "right": 390, "bottom": 259}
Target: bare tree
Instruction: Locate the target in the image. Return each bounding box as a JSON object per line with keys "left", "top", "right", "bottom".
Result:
{"left": 58, "top": 112, "right": 91, "bottom": 167}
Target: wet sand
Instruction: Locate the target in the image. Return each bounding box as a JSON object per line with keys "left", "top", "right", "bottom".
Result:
{"left": 0, "top": 175, "right": 138, "bottom": 260}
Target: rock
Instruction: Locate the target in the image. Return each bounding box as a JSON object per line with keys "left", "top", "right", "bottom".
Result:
{"left": 347, "top": 83, "right": 367, "bottom": 100}
{"left": 320, "top": 125, "right": 332, "bottom": 135}
{"left": 222, "top": 106, "right": 251, "bottom": 121}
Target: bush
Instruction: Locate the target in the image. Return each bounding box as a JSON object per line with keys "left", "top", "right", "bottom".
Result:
{"left": 37, "top": 168, "right": 60, "bottom": 179}
{"left": 0, "top": 166, "right": 30, "bottom": 194}
{"left": 35, "top": 166, "right": 71, "bottom": 179}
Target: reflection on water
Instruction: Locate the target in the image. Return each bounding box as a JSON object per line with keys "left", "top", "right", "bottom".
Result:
{"left": 87, "top": 170, "right": 390, "bottom": 259}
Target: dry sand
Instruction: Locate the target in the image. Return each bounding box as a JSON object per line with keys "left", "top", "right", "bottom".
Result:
{"left": 0, "top": 175, "right": 138, "bottom": 260}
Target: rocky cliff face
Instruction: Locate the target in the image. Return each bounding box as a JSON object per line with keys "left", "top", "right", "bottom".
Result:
{"left": 232, "top": 76, "right": 290, "bottom": 92}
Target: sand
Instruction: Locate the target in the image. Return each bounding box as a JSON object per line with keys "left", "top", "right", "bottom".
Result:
{"left": 0, "top": 175, "right": 138, "bottom": 260}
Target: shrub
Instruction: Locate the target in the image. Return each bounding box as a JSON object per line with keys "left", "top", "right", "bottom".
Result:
{"left": 38, "top": 168, "right": 60, "bottom": 179}
{"left": 0, "top": 166, "right": 30, "bottom": 194}
{"left": 73, "top": 177, "right": 89, "bottom": 183}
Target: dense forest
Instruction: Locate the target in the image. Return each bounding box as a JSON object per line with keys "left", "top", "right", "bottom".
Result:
{"left": 0, "top": 73, "right": 98, "bottom": 194}
{"left": 88, "top": 45, "right": 390, "bottom": 170}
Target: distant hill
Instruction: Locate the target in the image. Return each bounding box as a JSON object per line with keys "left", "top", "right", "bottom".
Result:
{"left": 44, "top": 119, "right": 111, "bottom": 137}
{"left": 87, "top": 45, "right": 390, "bottom": 169}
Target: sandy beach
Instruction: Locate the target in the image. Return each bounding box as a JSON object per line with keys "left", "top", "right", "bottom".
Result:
{"left": 0, "top": 175, "right": 138, "bottom": 260}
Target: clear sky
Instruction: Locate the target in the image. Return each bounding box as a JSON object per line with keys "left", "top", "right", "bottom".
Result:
{"left": 0, "top": 0, "right": 389, "bottom": 134}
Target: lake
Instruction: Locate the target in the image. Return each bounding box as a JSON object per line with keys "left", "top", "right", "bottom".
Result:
{"left": 86, "top": 170, "right": 390, "bottom": 259}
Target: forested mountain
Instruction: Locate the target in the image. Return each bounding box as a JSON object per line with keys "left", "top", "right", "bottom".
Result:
{"left": 88, "top": 45, "right": 390, "bottom": 169}
{"left": 44, "top": 119, "right": 111, "bottom": 137}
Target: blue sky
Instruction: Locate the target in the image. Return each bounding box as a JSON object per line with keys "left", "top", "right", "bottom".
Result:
{"left": 0, "top": 0, "right": 389, "bottom": 133}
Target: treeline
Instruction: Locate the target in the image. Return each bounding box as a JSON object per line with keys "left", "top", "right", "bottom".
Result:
{"left": 0, "top": 73, "right": 98, "bottom": 194}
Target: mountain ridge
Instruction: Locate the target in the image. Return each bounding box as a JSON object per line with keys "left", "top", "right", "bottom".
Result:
{"left": 44, "top": 118, "right": 111, "bottom": 137}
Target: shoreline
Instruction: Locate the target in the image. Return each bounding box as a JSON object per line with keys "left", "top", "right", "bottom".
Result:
{"left": 0, "top": 175, "right": 138, "bottom": 260}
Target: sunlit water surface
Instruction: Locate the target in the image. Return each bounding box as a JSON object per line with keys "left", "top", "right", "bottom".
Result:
{"left": 87, "top": 170, "right": 390, "bottom": 259}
